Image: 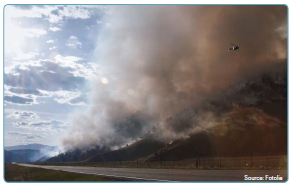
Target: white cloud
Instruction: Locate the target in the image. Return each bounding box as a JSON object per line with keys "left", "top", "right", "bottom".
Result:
{"left": 5, "top": 6, "right": 50, "bottom": 62}
{"left": 43, "top": 5, "right": 109, "bottom": 23}
{"left": 66, "top": 36, "right": 82, "bottom": 49}
{"left": 58, "top": 6, "right": 91, "bottom": 19}
{"left": 4, "top": 95, "right": 39, "bottom": 105}
{"left": 47, "top": 14, "right": 63, "bottom": 23}
{"left": 36, "top": 90, "right": 88, "bottom": 106}
{"left": 81, "top": 5, "right": 111, "bottom": 14}
{"left": 54, "top": 55, "right": 99, "bottom": 80}
{"left": 53, "top": 91, "right": 81, "bottom": 104}
{"left": 46, "top": 40, "right": 55, "bottom": 43}
{"left": 4, "top": 58, "right": 92, "bottom": 106}
{"left": 13, "top": 120, "right": 69, "bottom": 132}
{"left": 24, "top": 28, "right": 47, "bottom": 37}
{"left": 5, "top": 59, "right": 42, "bottom": 74}
{"left": 96, "top": 20, "right": 102, "bottom": 24}
{"left": 69, "top": 101, "right": 86, "bottom": 106}
{"left": 5, "top": 20, "right": 46, "bottom": 58}
{"left": 68, "top": 35, "right": 77, "bottom": 40}
{"left": 5, "top": 66, "right": 17, "bottom": 75}
{"left": 66, "top": 43, "right": 82, "bottom": 49}
{"left": 5, "top": 5, "right": 59, "bottom": 19}
{"left": 5, "top": 5, "right": 106, "bottom": 60}
{"left": 54, "top": 55, "right": 83, "bottom": 66}
{"left": 13, "top": 52, "right": 39, "bottom": 60}
{"left": 49, "top": 27, "right": 61, "bottom": 32}
{"left": 7, "top": 111, "right": 39, "bottom": 119}
{"left": 46, "top": 5, "right": 91, "bottom": 24}
{"left": 6, "top": 58, "right": 52, "bottom": 71}
{"left": 4, "top": 58, "right": 97, "bottom": 107}
{"left": 49, "top": 46, "right": 57, "bottom": 50}
{"left": 4, "top": 85, "right": 40, "bottom": 105}
{"left": 5, "top": 131, "right": 45, "bottom": 143}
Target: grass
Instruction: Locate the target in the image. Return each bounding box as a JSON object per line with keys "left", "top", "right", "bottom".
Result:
{"left": 4, "top": 163, "right": 123, "bottom": 182}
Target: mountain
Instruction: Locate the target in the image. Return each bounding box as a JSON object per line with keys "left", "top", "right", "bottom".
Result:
{"left": 147, "top": 71, "right": 287, "bottom": 161}
{"left": 5, "top": 144, "right": 59, "bottom": 162}
{"left": 46, "top": 146, "right": 108, "bottom": 162}
{"left": 9, "top": 149, "right": 43, "bottom": 162}
{"left": 35, "top": 156, "right": 50, "bottom": 162}
{"left": 86, "top": 135, "right": 165, "bottom": 162}
{"left": 5, "top": 143, "right": 57, "bottom": 151}
{"left": 47, "top": 71, "right": 287, "bottom": 163}
{"left": 5, "top": 150, "right": 28, "bottom": 162}
{"left": 148, "top": 105, "right": 287, "bottom": 161}
{"left": 46, "top": 134, "right": 165, "bottom": 162}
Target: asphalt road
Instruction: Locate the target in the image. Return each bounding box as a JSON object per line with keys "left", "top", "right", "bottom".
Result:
{"left": 17, "top": 163, "right": 287, "bottom": 182}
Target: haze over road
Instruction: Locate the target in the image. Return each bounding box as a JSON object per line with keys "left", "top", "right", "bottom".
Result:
{"left": 17, "top": 163, "right": 287, "bottom": 182}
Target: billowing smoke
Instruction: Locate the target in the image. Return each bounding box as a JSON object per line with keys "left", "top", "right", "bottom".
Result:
{"left": 39, "top": 146, "right": 59, "bottom": 158}
{"left": 62, "top": 5, "right": 287, "bottom": 150}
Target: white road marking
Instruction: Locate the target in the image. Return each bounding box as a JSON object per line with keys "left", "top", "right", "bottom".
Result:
{"left": 87, "top": 173, "right": 177, "bottom": 182}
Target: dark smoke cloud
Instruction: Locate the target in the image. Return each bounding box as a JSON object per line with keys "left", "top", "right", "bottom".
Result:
{"left": 62, "top": 5, "right": 287, "bottom": 150}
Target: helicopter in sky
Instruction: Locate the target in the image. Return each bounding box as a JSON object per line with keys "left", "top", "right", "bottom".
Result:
{"left": 228, "top": 43, "right": 239, "bottom": 51}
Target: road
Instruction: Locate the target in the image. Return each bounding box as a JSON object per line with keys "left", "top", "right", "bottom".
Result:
{"left": 17, "top": 163, "right": 287, "bottom": 182}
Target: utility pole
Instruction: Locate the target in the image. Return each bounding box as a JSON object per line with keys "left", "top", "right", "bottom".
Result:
{"left": 251, "top": 152, "right": 253, "bottom": 168}
{"left": 266, "top": 155, "right": 269, "bottom": 169}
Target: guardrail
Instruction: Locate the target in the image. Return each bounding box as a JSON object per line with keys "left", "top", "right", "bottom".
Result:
{"left": 27, "top": 155, "right": 287, "bottom": 170}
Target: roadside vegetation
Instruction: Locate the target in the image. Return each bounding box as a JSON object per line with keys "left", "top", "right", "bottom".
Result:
{"left": 32, "top": 155, "right": 287, "bottom": 170}
{"left": 5, "top": 163, "right": 122, "bottom": 182}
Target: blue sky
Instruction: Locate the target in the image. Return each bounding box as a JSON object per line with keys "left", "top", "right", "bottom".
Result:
{"left": 4, "top": 5, "right": 110, "bottom": 146}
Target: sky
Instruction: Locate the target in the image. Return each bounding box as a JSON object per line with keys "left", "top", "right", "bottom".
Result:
{"left": 4, "top": 5, "right": 287, "bottom": 150}
{"left": 4, "top": 5, "right": 110, "bottom": 146}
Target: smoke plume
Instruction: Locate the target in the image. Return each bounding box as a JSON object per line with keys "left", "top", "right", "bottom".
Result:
{"left": 62, "top": 5, "right": 287, "bottom": 150}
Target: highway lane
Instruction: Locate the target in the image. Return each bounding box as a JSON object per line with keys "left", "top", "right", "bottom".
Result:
{"left": 17, "top": 163, "right": 287, "bottom": 182}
